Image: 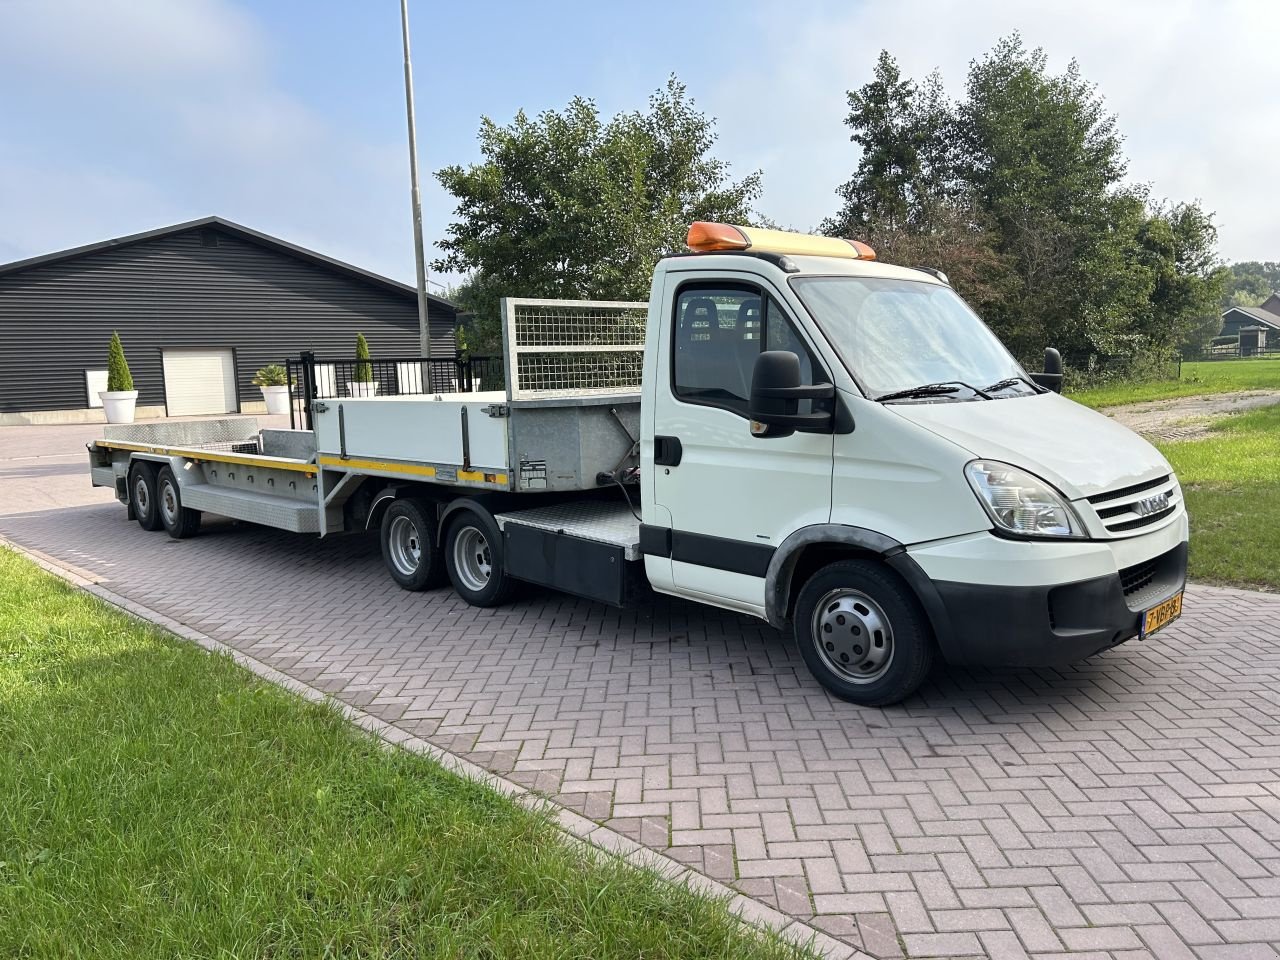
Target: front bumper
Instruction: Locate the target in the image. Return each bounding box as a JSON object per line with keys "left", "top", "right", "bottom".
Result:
{"left": 897, "top": 516, "right": 1189, "bottom": 667}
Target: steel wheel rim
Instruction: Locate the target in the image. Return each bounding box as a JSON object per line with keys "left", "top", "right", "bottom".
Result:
{"left": 133, "top": 475, "right": 150, "bottom": 515}
{"left": 387, "top": 514, "right": 423, "bottom": 576}
{"left": 159, "top": 479, "right": 178, "bottom": 526}
{"left": 811, "top": 588, "right": 895, "bottom": 684}
{"left": 452, "top": 525, "right": 492, "bottom": 593}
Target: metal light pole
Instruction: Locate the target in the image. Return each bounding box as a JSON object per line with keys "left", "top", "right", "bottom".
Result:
{"left": 399, "top": 0, "right": 431, "bottom": 358}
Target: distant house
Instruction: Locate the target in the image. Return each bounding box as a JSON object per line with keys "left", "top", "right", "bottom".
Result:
{"left": 1220, "top": 293, "right": 1280, "bottom": 339}
{"left": 0, "top": 217, "right": 457, "bottom": 424}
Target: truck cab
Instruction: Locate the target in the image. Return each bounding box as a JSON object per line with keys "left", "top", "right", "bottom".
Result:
{"left": 636, "top": 223, "right": 1187, "bottom": 704}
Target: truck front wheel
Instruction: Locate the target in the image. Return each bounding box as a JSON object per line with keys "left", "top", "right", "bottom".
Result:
{"left": 380, "top": 499, "right": 446, "bottom": 591}
{"left": 793, "top": 559, "right": 934, "bottom": 706}
{"left": 444, "top": 508, "right": 514, "bottom": 607}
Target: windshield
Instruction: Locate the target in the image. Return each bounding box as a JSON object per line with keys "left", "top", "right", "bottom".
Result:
{"left": 790, "top": 276, "right": 1030, "bottom": 401}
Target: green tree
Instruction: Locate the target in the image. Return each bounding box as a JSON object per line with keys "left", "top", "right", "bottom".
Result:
{"left": 955, "top": 34, "right": 1146, "bottom": 362}
{"left": 825, "top": 34, "right": 1226, "bottom": 373}
{"left": 1222, "top": 261, "right": 1280, "bottom": 309}
{"left": 823, "top": 53, "right": 959, "bottom": 240}
{"left": 1133, "top": 202, "right": 1228, "bottom": 357}
{"left": 353, "top": 333, "right": 372, "bottom": 383}
{"left": 106, "top": 331, "right": 133, "bottom": 392}
{"left": 434, "top": 77, "right": 763, "bottom": 354}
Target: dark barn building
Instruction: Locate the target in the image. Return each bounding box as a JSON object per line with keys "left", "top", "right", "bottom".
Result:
{"left": 1219, "top": 293, "right": 1280, "bottom": 346}
{"left": 0, "top": 217, "right": 456, "bottom": 423}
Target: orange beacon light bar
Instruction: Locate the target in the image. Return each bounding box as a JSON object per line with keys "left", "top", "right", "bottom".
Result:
{"left": 686, "top": 221, "right": 876, "bottom": 261}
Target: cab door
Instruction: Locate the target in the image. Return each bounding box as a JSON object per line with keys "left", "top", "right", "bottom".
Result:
{"left": 648, "top": 276, "right": 834, "bottom": 614}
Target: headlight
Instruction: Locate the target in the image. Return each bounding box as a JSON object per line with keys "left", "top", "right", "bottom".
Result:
{"left": 965, "top": 460, "right": 1083, "bottom": 538}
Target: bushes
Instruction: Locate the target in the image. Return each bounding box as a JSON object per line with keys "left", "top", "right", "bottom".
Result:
{"left": 1061, "top": 351, "right": 1182, "bottom": 392}
{"left": 251, "top": 364, "right": 290, "bottom": 387}
{"left": 353, "top": 333, "right": 372, "bottom": 383}
{"left": 106, "top": 331, "right": 134, "bottom": 393}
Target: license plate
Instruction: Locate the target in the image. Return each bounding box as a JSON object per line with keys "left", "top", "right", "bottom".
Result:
{"left": 1142, "top": 591, "right": 1183, "bottom": 637}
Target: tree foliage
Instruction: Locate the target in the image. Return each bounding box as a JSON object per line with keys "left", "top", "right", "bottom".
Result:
{"left": 825, "top": 36, "right": 1226, "bottom": 369}
{"left": 106, "top": 331, "right": 133, "bottom": 393}
{"left": 435, "top": 77, "right": 762, "bottom": 354}
{"left": 1222, "top": 261, "right": 1280, "bottom": 309}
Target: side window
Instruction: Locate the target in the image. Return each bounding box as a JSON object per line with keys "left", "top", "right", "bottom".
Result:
{"left": 673, "top": 287, "right": 760, "bottom": 413}
{"left": 672, "top": 286, "right": 823, "bottom": 416}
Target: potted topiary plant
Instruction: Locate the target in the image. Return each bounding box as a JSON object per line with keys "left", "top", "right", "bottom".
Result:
{"left": 347, "top": 332, "right": 379, "bottom": 397}
{"left": 252, "top": 363, "right": 292, "bottom": 415}
{"left": 99, "top": 331, "right": 139, "bottom": 423}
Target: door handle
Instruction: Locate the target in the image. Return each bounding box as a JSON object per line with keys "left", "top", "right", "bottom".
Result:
{"left": 653, "top": 435, "right": 683, "bottom": 467}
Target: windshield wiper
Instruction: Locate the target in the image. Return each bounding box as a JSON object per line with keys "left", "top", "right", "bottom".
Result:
{"left": 982, "top": 375, "right": 1043, "bottom": 395}
{"left": 874, "top": 381, "right": 992, "bottom": 403}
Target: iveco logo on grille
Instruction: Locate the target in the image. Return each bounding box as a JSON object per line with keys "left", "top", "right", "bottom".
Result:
{"left": 1134, "top": 493, "right": 1170, "bottom": 516}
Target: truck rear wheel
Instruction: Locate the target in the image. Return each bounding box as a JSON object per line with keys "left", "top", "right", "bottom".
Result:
{"left": 129, "top": 463, "right": 162, "bottom": 531}
{"left": 156, "top": 466, "right": 202, "bottom": 540}
{"left": 793, "top": 559, "right": 934, "bottom": 707}
{"left": 444, "top": 507, "right": 513, "bottom": 607}
{"left": 380, "top": 499, "right": 446, "bottom": 591}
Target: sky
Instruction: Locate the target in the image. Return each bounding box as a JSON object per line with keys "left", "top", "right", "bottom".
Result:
{"left": 1, "top": 0, "right": 1276, "bottom": 291}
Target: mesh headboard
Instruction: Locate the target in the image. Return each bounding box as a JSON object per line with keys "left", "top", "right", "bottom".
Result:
{"left": 501, "top": 298, "right": 649, "bottom": 400}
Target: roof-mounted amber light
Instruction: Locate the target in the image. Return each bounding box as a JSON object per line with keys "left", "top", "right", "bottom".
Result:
{"left": 686, "top": 221, "right": 876, "bottom": 261}
{"left": 687, "top": 221, "right": 750, "bottom": 252}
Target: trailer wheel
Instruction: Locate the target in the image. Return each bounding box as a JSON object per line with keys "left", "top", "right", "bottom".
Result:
{"left": 444, "top": 507, "right": 513, "bottom": 607}
{"left": 793, "top": 559, "right": 934, "bottom": 707}
{"left": 129, "top": 462, "right": 162, "bottom": 531}
{"left": 156, "top": 467, "right": 202, "bottom": 540}
{"left": 380, "top": 499, "right": 446, "bottom": 591}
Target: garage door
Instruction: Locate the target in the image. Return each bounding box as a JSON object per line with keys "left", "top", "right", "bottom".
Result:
{"left": 162, "top": 349, "right": 237, "bottom": 416}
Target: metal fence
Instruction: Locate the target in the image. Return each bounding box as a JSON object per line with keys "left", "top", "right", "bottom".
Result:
{"left": 1186, "top": 344, "right": 1280, "bottom": 362}
{"left": 501, "top": 297, "right": 649, "bottom": 400}
{"left": 285, "top": 352, "right": 503, "bottom": 430}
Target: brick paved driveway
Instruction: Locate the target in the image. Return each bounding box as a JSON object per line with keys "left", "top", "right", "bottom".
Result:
{"left": 3, "top": 423, "right": 1279, "bottom": 960}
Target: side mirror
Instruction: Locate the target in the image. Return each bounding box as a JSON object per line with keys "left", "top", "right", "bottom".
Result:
{"left": 748, "top": 351, "right": 835, "bottom": 438}
{"left": 1030, "top": 347, "right": 1063, "bottom": 393}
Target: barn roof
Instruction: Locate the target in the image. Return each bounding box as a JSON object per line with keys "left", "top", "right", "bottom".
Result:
{"left": 0, "top": 216, "right": 455, "bottom": 311}
{"left": 1221, "top": 305, "right": 1280, "bottom": 330}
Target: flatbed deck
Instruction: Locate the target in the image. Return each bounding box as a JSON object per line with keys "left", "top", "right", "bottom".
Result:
{"left": 496, "top": 501, "right": 641, "bottom": 561}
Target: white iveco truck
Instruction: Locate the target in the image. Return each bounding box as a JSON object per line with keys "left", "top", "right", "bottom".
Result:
{"left": 89, "top": 223, "right": 1188, "bottom": 705}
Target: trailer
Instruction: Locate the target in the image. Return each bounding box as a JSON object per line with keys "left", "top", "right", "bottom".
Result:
{"left": 91, "top": 223, "right": 1189, "bottom": 705}
{"left": 89, "top": 297, "right": 651, "bottom": 606}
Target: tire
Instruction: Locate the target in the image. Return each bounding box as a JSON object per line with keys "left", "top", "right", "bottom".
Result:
{"left": 443, "top": 506, "right": 514, "bottom": 607}
{"left": 380, "top": 499, "right": 446, "bottom": 591}
{"left": 793, "top": 559, "right": 934, "bottom": 706}
{"left": 129, "top": 462, "right": 162, "bottom": 531}
{"left": 156, "top": 466, "right": 202, "bottom": 540}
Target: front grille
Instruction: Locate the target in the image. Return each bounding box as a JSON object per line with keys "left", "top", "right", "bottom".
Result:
{"left": 1085, "top": 473, "right": 1180, "bottom": 536}
{"left": 1119, "top": 557, "right": 1158, "bottom": 596}
{"left": 1088, "top": 474, "right": 1170, "bottom": 505}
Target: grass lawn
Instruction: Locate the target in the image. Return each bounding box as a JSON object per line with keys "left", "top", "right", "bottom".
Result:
{"left": 0, "top": 548, "right": 811, "bottom": 960}
{"left": 1069, "top": 357, "right": 1280, "bottom": 408}
{"left": 1157, "top": 404, "right": 1280, "bottom": 591}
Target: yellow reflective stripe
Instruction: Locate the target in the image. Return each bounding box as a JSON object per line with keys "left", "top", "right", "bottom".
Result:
{"left": 316, "top": 455, "right": 507, "bottom": 487}
{"left": 95, "top": 440, "right": 316, "bottom": 474}
{"left": 317, "top": 454, "right": 436, "bottom": 477}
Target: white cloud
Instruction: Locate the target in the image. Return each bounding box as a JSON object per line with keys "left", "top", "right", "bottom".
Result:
{"left": 712, "top": 0, "right": 1280, "bottom": 261}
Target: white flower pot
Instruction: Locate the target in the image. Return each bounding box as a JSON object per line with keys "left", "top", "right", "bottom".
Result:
{"left": 260, "top": 384, "right": 290, "bottom": 415}
{"left": 346, "top": 381, "right": 380, "bottom": 398}
{"left": 99, "top": 389, "right": 139, "bottom": 424}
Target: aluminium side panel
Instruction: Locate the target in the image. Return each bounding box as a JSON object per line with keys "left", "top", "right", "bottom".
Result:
{"left": 313, "top": 396, "right": 510, "bottom": 472}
